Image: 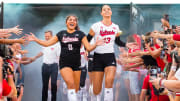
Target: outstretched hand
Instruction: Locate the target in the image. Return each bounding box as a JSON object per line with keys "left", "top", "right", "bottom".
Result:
{"left": 26, "top": 32, "right": 37, "bottom": 42}
{"left": 19, "top": 36, "right": 29, "bottom": 46}
{"left": 10, "top": 25, "right": 23, "bottom": 35}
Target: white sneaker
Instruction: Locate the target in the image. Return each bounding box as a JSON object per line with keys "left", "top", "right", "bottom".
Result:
{"left": 90, "top": 94, "right": 96, "bottom": 101}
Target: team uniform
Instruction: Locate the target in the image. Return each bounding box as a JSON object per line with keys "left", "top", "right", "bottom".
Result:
{"left": 91, "top": 21, "right": 122, "bottom": 71}
{"left": 56, "top": 30, "right": 86, "bottom": 71}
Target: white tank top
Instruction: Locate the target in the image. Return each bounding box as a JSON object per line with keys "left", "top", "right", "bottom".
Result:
{"left": 91, "top": 21, "right": 121, "bottom": 54}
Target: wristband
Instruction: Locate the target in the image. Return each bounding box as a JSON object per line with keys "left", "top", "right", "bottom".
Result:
{"left": 7, "top": 75, "right": 13, "bottom": 78}
{"left": 159, "top": 78, "right": 163, "bottom": 86}
{"left": 160, "top": 79, "right": 165, "bottom": 88}
{"left": 171, "top": 66, "right": 177, "bottom": 72}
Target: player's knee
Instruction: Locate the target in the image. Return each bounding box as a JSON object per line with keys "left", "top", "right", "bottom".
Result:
{"left": 105, "top": 77, "right": 114, "bottom": 88}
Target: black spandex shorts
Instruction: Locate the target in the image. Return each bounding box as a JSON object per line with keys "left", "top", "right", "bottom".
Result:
{"left": 93, "top": 53, "right": 116, "bottom": 71}
{"left": 59, "top": 54, "right": 81, "bottom": 71}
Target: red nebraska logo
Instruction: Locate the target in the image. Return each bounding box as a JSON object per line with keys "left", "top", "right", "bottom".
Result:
{"left": 62, "top": 37, "right": 79, "bottom": 43}
{"left": 100, "top": 30, "right": 115, "bottom": 36}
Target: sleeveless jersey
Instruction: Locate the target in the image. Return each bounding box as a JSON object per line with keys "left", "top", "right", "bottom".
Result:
{"left": 91, "top": 21, "right": 121, "bottom": 54}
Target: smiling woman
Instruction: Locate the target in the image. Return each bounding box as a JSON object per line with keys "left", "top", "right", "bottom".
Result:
{"left": 87, "top": 5, "right": 126, "bottom": 101}
{"left": 26, "top": 14, "right": 104, "bottom": 101}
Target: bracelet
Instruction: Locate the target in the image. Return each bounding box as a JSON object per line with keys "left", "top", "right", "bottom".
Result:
{"left": 171, "top": 66, "right": 177, "bottom": 72}
{"left": 160, "top": 79, "right": 165, "bottom": 88}
{"left": 7, "top": 75, "right": 13, "bottom": 78}
{"left": 159, "top": 78, "right": 163, "bottom": 86}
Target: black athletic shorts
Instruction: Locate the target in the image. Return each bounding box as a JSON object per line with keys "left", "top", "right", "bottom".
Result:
{"left": 93, "top": 53, "right": 116, "bottom": 71}
{"left": 59, "top": 54, "right": 81, "bottom": 71}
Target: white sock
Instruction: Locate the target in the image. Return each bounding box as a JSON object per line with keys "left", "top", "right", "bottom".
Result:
{"left": 96, "top": 93, "right": 102, "bottom": 101}
{"left": 89, "top": 84, "right": 93, "bottom": 96}
{"left": 67, "top": 89, "right": 77, "bottom": 101}
{"left": 104, "top": 88, "right": 113, "bottom": 101}
{"left": 91, "top": 93, "right": 96, "bottom": 101}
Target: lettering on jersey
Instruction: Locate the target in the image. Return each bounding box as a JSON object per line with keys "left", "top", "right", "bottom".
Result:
{"left": 100, "top": 30, "right": 115, "bottom": 36}
{"left": 62, "top": 36, "right": 79, "bottom": 43}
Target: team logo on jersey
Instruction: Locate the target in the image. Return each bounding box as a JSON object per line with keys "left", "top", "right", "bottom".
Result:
{"left": 51, "top": 48, "right": 54, "bottom": 50}
{"left": 62, "top": 36, "right": 79, "bottom": 43}
{"left": 100, "top": 30, "right": 115, "bottom": 36}
{"left": 113, "top": 27, "right": 116, "bottom": 30}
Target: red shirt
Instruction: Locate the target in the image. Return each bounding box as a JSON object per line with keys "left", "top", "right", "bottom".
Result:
{"left": 166, "top": 53, "right": 172, "bottom": 63}
{"left": 128, "top": 48, "right": 141, "bottom": 69}
{"left": 142, "top": 75, "right": 169, "bottom": 101}
{"left": 0, "top": 79, "right": 12, "bottom": 99}
{"left": 153, "top": 44, "right": 165, "bottom": 71}
{"left": 173, "top": 34, "right": 180, "bottom": 41}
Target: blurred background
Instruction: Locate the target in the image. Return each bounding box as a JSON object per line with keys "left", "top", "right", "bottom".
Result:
{"left": 0, "top": 3, "right": 180, "bottom": 101}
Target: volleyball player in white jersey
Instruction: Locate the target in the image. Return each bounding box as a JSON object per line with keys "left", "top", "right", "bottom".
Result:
{"left": 87, "top": 5, "right": 126, "bottom": 101}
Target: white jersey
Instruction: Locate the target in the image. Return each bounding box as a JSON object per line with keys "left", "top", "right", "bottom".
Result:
{"left": 91, "top": 21, "right": 122, "bottom": 54}
{"left": 42, "top": 42, "right": 61, "bottom": 64}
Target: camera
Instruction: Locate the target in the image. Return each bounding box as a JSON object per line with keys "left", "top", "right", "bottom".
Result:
{"left": 164, "top": 29, "right": 171, "bottom": 34}
{"left": 150, "top": 69, "right": 158, "bottom": 78}
{"left": 0, "top": 44, "right": 13, "bottom": 58}
{"left": 172, "top": 25, "right": 177, "bottom": 34}
{"left": 149, "top": 66, "right": 161, "bottom": 79}
{"left": 0, "top": 44, "right": 14, "bottom": 78}
{"left": 145, "top": 37, "right": 154, "bottom": 47}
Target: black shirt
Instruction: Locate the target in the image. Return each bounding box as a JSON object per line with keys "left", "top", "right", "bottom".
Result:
{"left": 141, "top": 55, "right": 158, "bottom": 67}
{"left": 56, "top": 30, "right": 86, "bottom": 58}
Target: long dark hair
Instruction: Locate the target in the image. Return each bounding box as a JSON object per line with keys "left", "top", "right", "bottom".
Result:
{"left": 163, "top": 14, "right": 169, "bottom": 22}
{"left": 66, "top": 15, "right": 80, "bottom": 31}
{"left": 101, "top": 4, "right": 111, "bottom": 12}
